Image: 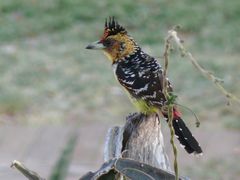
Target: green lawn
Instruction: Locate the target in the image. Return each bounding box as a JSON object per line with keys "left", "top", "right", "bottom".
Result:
{"left": 0, "top": 0, "right": 239, "bottom": 179}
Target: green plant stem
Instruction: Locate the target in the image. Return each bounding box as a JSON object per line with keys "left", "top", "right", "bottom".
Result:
{"left": 162, "top": 32, "right": 179, "bottom": 180}
{"left": 167, "top": 105, "right": 179, "bottom": 180}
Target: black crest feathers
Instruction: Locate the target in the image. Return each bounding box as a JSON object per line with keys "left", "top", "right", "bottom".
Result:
{"left": 104, "top": 16, "right": 126, "bottom": 36}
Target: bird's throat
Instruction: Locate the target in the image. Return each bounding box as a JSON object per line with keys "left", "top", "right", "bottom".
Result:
{"left": 103, "top": 50, "right": 118, "bottom": 62}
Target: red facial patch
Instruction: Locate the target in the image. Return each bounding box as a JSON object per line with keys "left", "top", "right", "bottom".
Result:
{"left": 100, "top": 29, "right": 109, "bottom": 42}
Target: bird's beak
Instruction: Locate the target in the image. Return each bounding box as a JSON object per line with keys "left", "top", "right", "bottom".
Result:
{"left": 85, "top": 40, "right": 105, "bottom": 50}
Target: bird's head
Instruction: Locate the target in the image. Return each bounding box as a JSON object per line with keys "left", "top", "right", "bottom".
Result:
{"left": 86, "top": 17, "right": 138, "bottom": 63}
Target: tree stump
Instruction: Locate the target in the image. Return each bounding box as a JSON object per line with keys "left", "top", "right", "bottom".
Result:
{"left": 80, "top": 113, "right": 188, "bottom": 179}
{"left": 125, "top": 113, "right": 171, "bottom": 169}
{"left": 104, "top": 113, "right": 171, "bottom": 170}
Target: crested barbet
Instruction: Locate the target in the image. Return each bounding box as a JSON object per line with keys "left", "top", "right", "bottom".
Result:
{"left": 86, "top": 17, "right": 202, "bottom": 155}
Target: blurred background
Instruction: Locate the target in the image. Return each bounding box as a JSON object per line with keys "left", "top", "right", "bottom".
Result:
{"left": 0, "top": 0, "right": 239, "bottom": 179}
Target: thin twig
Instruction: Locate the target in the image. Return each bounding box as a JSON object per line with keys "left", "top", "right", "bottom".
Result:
{"left": 162, "top": 33, "right": 179, "bottom": 180}
{"left": 168, "top": 104, "right": 179, "bottom": 180}
{"left": 168, "top": 28, "right": 240, "bottom": 105}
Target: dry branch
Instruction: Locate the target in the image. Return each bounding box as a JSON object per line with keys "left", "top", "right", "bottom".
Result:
{"left": 11, "top": 160, "right": 45, "bottom": 180}
{"left": 168, "top": 26, "right": 240, "bottom": 105}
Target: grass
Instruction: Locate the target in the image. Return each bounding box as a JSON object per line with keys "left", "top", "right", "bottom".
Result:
{"left": 0, "top": 0, "right": 239, "bottom": 179}
{"left": 0, "top": 0, "right": 240, "bottom": 51}
{"left": 0, "top": 0, "right": 239, "bottom": 123}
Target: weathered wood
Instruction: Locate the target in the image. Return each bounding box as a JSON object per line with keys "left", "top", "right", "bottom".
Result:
{"left": 104, "top": 126, "right": 124, "bottom": 161}
{"left": 11, "top": 160, "right": 45, "bottom": 180}
{"left": 104, "top": 113, "right": 171, "bottom": 171}
{"left": 122, "top": 113, "right": 171, "bottom": 170}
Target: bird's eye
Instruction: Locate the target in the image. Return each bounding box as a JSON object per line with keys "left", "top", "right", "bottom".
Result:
{"left": 103, "top": 39, "right": 113, "bottom": 47}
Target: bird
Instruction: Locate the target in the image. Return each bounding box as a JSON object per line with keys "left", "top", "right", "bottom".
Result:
{"left": 86, "top": 17, "right": 202, "bottom": 155}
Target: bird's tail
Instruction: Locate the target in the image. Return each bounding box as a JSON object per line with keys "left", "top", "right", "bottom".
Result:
{"left": 165, "top": 109, "right": 203, "bottom": 155}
